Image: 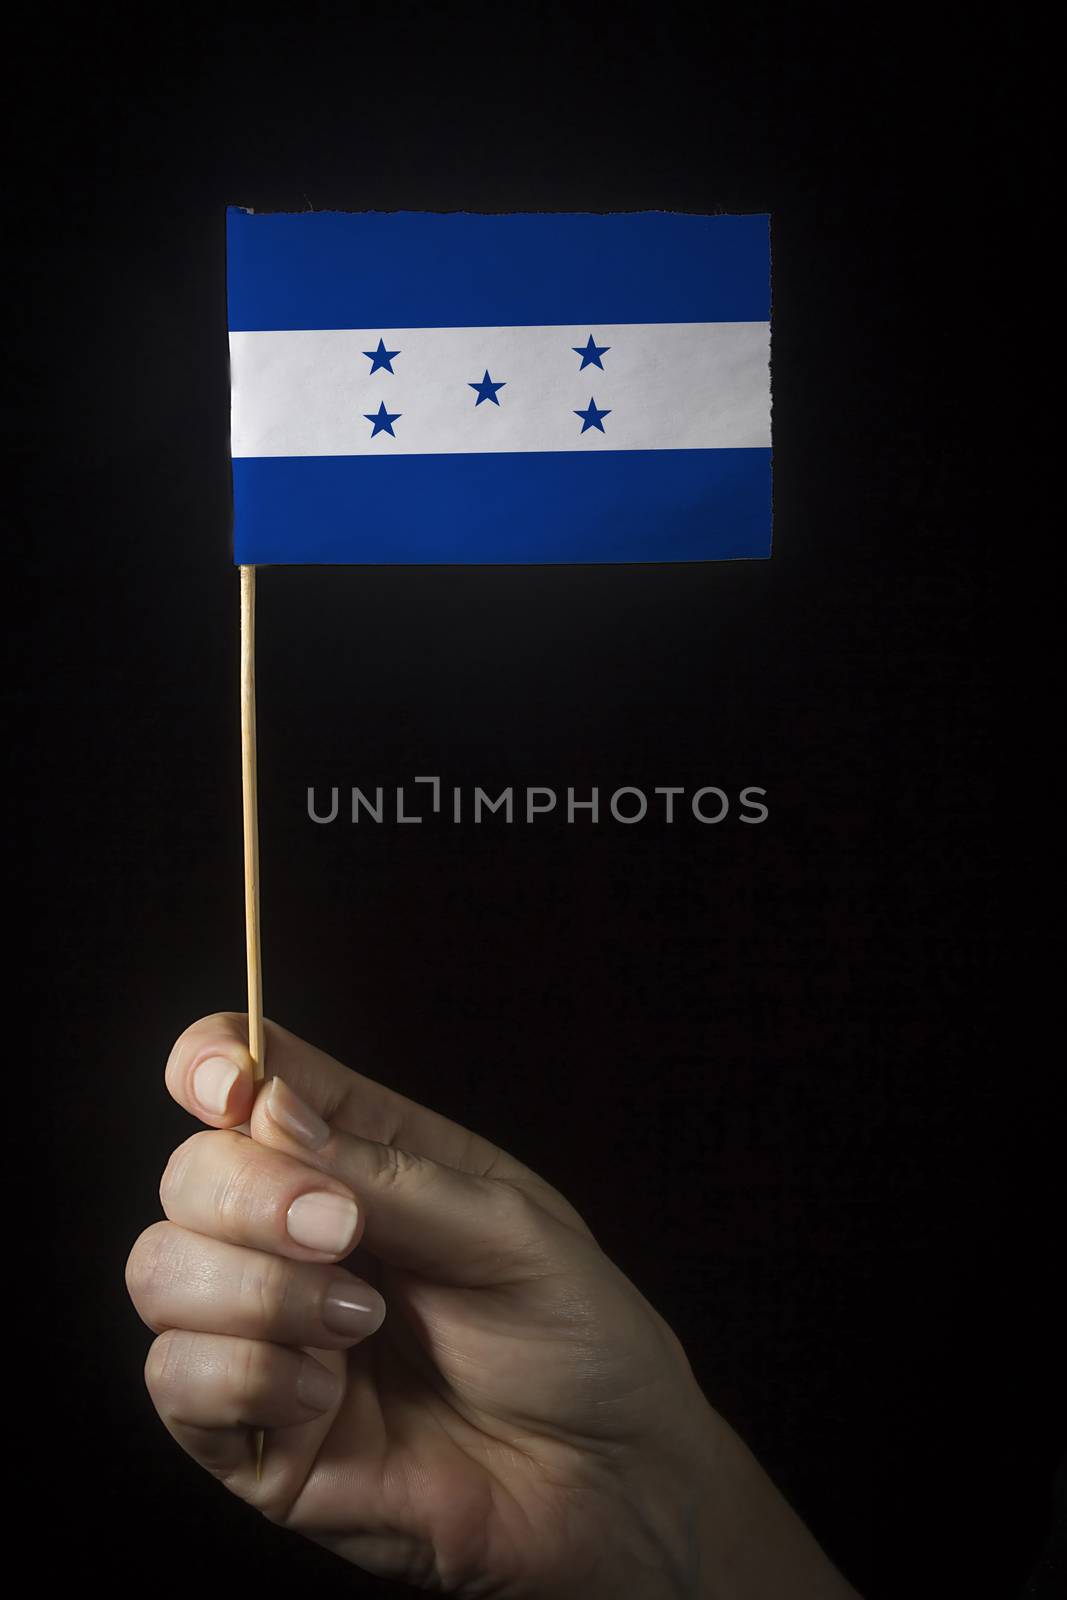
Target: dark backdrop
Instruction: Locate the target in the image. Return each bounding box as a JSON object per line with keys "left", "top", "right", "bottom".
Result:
{"left": 14, "top": 7, "right": 1058, "bottom": 1598}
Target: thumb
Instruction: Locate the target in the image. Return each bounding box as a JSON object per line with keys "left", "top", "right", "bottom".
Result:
{"left": 251, "top": 1075, "right": 565, "bottom": 1288}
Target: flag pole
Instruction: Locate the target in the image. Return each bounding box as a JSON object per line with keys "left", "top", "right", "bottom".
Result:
{"left": 239, "top": 563, "right": 266, "bottom": 1478}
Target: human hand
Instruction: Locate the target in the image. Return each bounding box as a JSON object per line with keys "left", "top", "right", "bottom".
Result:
{"left": 126, "top": 1015, "right": 857, "bottom": 1599}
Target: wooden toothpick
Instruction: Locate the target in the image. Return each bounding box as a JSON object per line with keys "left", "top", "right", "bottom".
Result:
{"left": 240, "top": 564, "right": 266, "bottom": 1479}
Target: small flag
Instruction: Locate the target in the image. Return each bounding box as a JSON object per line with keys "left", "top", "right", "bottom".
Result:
{"left": 227, "top": 210, "right": 771, "bottom": 565}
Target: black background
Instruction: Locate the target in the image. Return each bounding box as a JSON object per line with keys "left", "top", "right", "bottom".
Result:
{"left": 14, "top": 6, "right": 1059, "bottom": 1598}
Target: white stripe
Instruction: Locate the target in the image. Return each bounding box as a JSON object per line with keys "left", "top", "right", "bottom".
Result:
{"left": 230, "top": 322, "right": 770, "bottom": 457}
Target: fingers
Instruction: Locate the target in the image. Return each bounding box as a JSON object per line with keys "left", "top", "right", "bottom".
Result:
{"left": 166, "top": 1013, "right": 592, "bottom": 1238}
{"left": 162, "top": 1101, "right": 559, "bottom": 1287}
{"left": 144, "top": 1329, "right": 343, "bottom": 1476}
{"left": 252, "top": 1076, "right": 570, "bottom": 1286}
{"left": 166, "top": 1012, "right": 530, "bottom": 1182}
{"left": 127, "top": 1221, "right": 386, "bottom": 1348}
{"left": 160, "top": 1128, "right": 364, "bottom": 1263}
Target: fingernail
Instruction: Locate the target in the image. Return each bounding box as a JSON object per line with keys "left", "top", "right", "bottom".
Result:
{"left": 322, "top": 1281, "right": 386, "bottom": 1339}
{"left": 286, "top": 1192, "right": 359, "bottom": 1255}
{"left": 296, "top": 1358, "right": 343, "bottom": 1413}
{"left": 192, "top": 1056, "right": 240, "bottom": 1116}
{"left": 266, "top": 1076, "right": 330, "bottom": 1151}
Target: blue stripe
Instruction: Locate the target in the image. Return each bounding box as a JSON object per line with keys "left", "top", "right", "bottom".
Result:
{"left": 226, "top": 210, "right": 770, "bottom": 331}
{"left": 231, "top": 450, "right": 772, "bottom": 565}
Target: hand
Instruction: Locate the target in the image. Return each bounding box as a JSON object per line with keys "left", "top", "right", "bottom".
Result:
{"left": 126, "top": 1015, "right": 858, "bottom": 1599}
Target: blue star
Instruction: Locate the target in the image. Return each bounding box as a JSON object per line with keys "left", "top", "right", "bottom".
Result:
{"left": 468, "top": 369, "right": 506, "bottom": 406}
{"left": 573, "top": 334, "right": 610, "bottom": 370}
{"left": 364, "top": 400, "right": 401, "bottom": 438}
{"left": 363, "top": 337, "right": 400, "bottom": 374}
{"left": 575, "top": 396, "right": 611, "bottom": 434}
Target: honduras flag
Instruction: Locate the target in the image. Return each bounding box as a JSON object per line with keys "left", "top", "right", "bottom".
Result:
{"left": 227, "top": 210, "right": 771, "bottom": 565}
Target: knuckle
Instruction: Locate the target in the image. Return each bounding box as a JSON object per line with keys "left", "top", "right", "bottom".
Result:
{"left": 215, "top": 1145, "right": 261, "bottom": 1234}
{"left": 492, "top": 1179, "right": 540, "bottom": 1232}
{"left": 164, "top": 1023, "right": 197, "bottom": 1080}
{"left": 125, "top": 1221, "right": 170, "bottom": 1309}
{"left": 488, "top": 1181, "right": 556, "bottom": 1267}
{"left": 231, "top": 1337, "right": 274, "bottom": 1408}
{"left": 372, "top": 1142, "right": 426, "bottom": 1195}
{"left": 245, "top": 1253, "right": 293, "bottom": 1329}
{"left": 158, "top": 1129, "right": 211, "bottom": 1211}
{"left": 158, "top": 1147, "right": 185, "bottom": 1214}
{"left": 144, "top": 1329, "right": 185, "bottom": 1405}
{"left": 337, "top": 1084, "right": 401, "bottom": 1148}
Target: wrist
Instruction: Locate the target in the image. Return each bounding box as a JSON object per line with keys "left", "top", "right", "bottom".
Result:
{"left": 553, "top": 1396, "right": 729, "bottom": 1600}
{"left": 686, "top": 1412, "right": 861, "bottom": 1600}
{"left": 596, "top": 1399, "right": 860, "bottom": 1600}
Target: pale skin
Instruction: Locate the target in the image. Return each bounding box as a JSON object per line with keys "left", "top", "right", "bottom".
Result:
{"left": 126, "top": 1014, "right": 860, "bottom": 1599}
